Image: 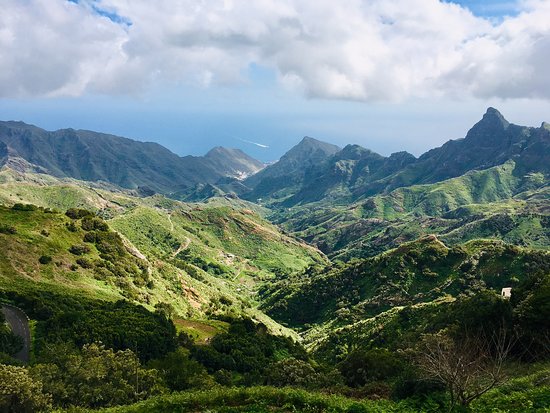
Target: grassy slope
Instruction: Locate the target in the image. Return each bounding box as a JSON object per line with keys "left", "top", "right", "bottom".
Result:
{"left": 0, "top": 168, "right": 325, "bottom": 338}
{"left": 0, "top": 206, "right": 122, "bottom": 301}
{"left": 274, "top": 161, "right": 549, "bottom": 260}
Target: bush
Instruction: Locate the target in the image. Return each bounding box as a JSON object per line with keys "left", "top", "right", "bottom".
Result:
{"left": 69, "top": 244, "right": 91, "bottom": 256}
{"left": 267, "top": 358, "right": 318, "bottom": 388}
{"left": 83, "top": 232, "right": 96, "bottom": 243}
{"left": 338, "top": 349, "right": 403, "bottom": 387}
{"left": 38, "top": 256, "right": 52, "bottom": 265}
{"left": 0, "top": 224, "right": 16, "bottom": 235}
{"left": 65, "top": 222, "right": 78, "bottom": 232}
{"left": 76, "top": 258, "right": 93, "bottom": 269}
{"left": 148, "top": 347, "right": 212, "bottom": 391}
{"left": 65, "top": 208, "right": 94, "bottom": 220}
{"left": 81, "top": 217, "right": 109, "bottom": 232}
{"left": 31, "top": 343, "right": 164, "bottom": 408}
{"left": 11, "top": 203, "right": 38, "bottom": 212}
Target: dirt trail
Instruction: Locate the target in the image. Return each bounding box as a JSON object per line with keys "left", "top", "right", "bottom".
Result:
{"left": 172, "top": 237, "right": 191, "bottom": 257}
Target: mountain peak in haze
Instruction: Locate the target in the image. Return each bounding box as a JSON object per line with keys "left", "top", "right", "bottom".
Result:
{"left": 468, "top": 107, "right": 510, "bottom": 136}
{"left": 242, "top": 137, "right": 340, "bottom": 199}
{"left": 204, "top": 146, "right": 264, "bottom": 179}
{"left": 282, "top": 136, "right": 340, "bottom": 162}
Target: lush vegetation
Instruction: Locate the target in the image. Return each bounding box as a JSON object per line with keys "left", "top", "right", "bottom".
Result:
{"left": 0, "top": 110, "right": 549, "bottom": 412}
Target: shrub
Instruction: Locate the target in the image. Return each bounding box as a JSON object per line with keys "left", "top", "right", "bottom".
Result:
{"left": 148, "top": 347, "right": 212, "bottom": 391}
{"left": 81, "top": 217, "right": 109, "bottom": 232}
{"left": 65, "top": 222, "right": 78, "bottom": 233}
{"left": 38, "top": 256, "right": 52, "bottom": 265}
{"left": 65, "top": 208, "right": 94, "bottom": 220}
{"left": 0, "top": 224, "right": 16, "bottom": 235}
{"left": 82, "top": 232, "right": 96, "bottom": 243}
{"left": 338, "top": 348, "right": 403, "bottom": 387}
{"left": 76, "top": 258, "right": 93, "bottom": 269}
{"left": 69, "top": 244, "right": 91, "bottom": 256}
{"left": 267, "top": 358, "right": 318, "bottom": 388}
{"left": 0, "top": 364, "right": 52, "bottom": 412}
{"left": 11, "top": 203, "right": 38, "bottom": 212}
{"left": 31, "top": 343, "right": 164, "bottom": 408}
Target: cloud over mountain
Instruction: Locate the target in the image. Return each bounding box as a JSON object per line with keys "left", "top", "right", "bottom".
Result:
{"left": 1, "top": 0, "right": 549, "bottom": 101}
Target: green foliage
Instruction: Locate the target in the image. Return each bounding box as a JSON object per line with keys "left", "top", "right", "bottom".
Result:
{"left": 1, "top": 288, "right": 177, "bottom": 362}
{"left": 191, "top": 318, "right": 307, "bottom": 383}
{"left": 511, "top": 273, "right": 550, "bottom": 359}
{"left": 69, "top": 244, "right": 91, "bottom": 256}
{"left": 66, "top": 208, "right": 94, "bottom": 220}
{"left": 81, "top": 216, "right": 109, "bottom": 231}
{"left": 74, "top": 386, "right": 418, "bottom": 413}
{"left": 11, "top": 203, "right": 39, "bottom": 212}
{"left": 38, "top": 255, "right": 52, "bottom": 265}
{"left": 0, "top": 313, "right": 23, "bottom": 356}
{"left": 0, "top": 364, "right": 51, "bottom": 413}
{"left": 0, "top": 223, "right": 16, "bottom": 234}
{"left": 31, "top": 342, "right": 163, "bottom": 408}
{"left": 39, "top": 299, "right": 177, "bottom": 362}
{"left": 338, "top": 349, "right": 404, "bottom": 387}
{"left": 148, "top": 347, "right": 212, "bottom": 391}
{"left": 267, "top": 358, "right": 322, "bottom": 388}
{"left": 263, "top": 237, "right": 548, "bottom": 332}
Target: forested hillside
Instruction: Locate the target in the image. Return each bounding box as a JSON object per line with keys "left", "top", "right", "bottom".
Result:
{"left": 1, "top": 108, "right": 548, "bottom": 412}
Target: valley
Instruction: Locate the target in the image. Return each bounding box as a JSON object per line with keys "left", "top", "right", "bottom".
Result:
{"left": 0, "top": 108, "right": 548, "bottom": 412}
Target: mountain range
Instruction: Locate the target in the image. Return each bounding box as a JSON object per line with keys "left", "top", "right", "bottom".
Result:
{"left": 3, "top": 107, "right": 548, "bottom": 207}
{"left": 242, "top": 108, "right": 550, "bottom": 206}
{"left": 0, "top": 121, "right": 264, "bottom": 195}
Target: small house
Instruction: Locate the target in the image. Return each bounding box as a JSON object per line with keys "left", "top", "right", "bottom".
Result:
{"left": 501, "top": 287, "right": 512, "bottom": 299}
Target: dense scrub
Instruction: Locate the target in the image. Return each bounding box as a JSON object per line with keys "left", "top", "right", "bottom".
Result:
{"left": 261, "top": 236, "right": 550, "bottom": 328}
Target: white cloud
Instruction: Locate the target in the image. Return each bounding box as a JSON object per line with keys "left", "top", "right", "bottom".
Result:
{"left": 0, "top": 0, "right": 549, "bottom": 101}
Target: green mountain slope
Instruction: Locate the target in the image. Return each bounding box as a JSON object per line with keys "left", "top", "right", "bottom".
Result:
{"left": 243, "top": 137, "right": 341, "bottom": 202}
{"left": 261, "top": 235, "right": 550, "bottom": 338}
{"left": 0, "top": 120, "right": 263, "bottom": 194}
{"left": 0, "top": 168, "right": 325, "bottom": 336}
{"left": 272, "top": 161, "right": 549, "bottom": 259}
{"left": 241, "top": 108, "right": 549, "bottom": 209}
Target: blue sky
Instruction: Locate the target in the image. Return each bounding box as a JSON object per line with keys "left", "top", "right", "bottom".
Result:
{"left": 1, "top": 0, "right": 549, "bottom": 162}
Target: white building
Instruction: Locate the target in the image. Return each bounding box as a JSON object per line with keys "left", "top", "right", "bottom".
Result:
{"left": 501, "top": 287, "right": 512, "bottom": 299}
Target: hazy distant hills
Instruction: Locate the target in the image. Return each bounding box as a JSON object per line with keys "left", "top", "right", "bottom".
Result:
{"left": 204, "top": 146, "right": 264, "bottom": 179}
{"left": 0, "top": 121, "right": 264, "bottom": 195}
{"left": 243, "top": 108, "right": 550, "bottom": 206}
{"left": 1, "top": 108, "right": 548, "bottom": 208}
{"left": 242, "top": 136, "right": 341, "bottom": 202}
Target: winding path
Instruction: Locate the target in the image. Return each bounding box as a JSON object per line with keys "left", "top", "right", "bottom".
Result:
{"left": 1, "top": 304, "right": 31, "bottom": 363}
{"left": 172, "top": 237, "right": 191, "bottom": 258}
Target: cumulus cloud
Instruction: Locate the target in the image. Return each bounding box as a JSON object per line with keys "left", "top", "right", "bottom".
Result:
{"left": 1, "top": 0, "right": 549, "bottom": 101}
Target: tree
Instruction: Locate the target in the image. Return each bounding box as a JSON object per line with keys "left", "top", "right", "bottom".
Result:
{"left": 31, "top": 343, "right": 164, "bottom": 408}
{"left": 338, "top": 348, "right": 403, "bottom": 387}
{"left": 148, "top": 347, "right": 212, "bottom": 391}
{"left": 267, "top": 358, "right": 318, "bottom": 388}
{"left": 415, "top": 329, "right": 514, "bottom": 410}
{"left": 0, "top": 314, "right": 23, "bottom": 356}
{"left": 0, "top": 364, "right": 51, "bottom": 413}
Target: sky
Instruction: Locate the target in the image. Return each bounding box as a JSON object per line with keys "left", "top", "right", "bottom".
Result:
{"left": 1, "top": 0, "right": 549, "bottom": 162}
